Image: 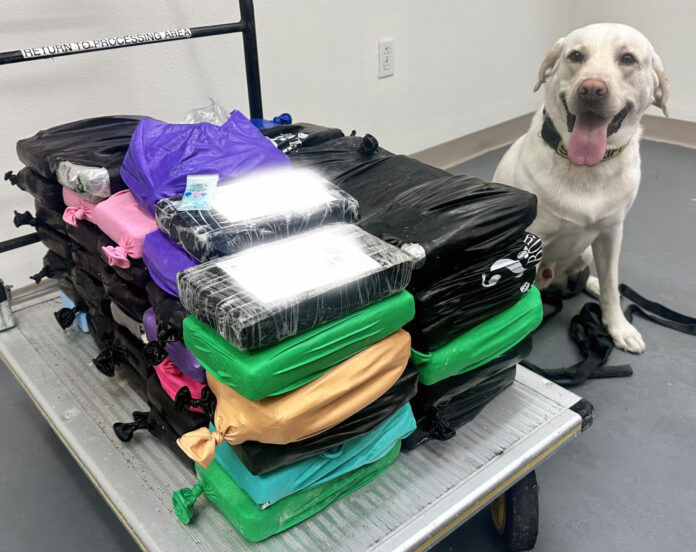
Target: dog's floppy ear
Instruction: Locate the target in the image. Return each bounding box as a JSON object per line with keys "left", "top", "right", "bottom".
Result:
{"left": 534, "top": 37, "right": 565, "bottom": 92}
{"left": 651, "top": 53, "right": 670, "bottom": 117}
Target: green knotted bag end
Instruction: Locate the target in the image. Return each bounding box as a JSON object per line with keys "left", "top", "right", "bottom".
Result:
{"left": 172, "top": 482, "right": 204, "bottom": 524}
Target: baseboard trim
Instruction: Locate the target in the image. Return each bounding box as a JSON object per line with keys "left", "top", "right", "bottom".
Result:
{"left": 412, "top": 112, "right": 696, "bottom": 170}
{"left": 641, "top": 115, "right": 696, "bottom": 149}
{"left": 410, "top": 113, "right": 533, "bottom": 170}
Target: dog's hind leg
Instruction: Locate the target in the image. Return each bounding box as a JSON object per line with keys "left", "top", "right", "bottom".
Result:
{"left": 567, "top": 247, "right": 593, "bottom": 281}
{"left": 585, "top": 275, "right": 600, "bottom": 299}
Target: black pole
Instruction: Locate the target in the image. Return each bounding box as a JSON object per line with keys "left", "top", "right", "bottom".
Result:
{"left": 239, "top": 0, "right": 263, "bottom": 119}
{"left": 0, "top": 233, "right": 40, "bottom": 254}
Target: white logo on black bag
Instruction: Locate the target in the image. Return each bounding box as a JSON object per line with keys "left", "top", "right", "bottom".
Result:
{"left": 481, "top": 234, "right": 542, "bottom": 291}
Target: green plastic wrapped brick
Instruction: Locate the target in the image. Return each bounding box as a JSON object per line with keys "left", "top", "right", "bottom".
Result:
{"left": 183, "top": 290, "right": 415, "bottom": 400}
{"left": 411, "top": 286, "right": 542, "bottom": 385}
{"left": 172, "top": 441, "right": 400, "bottom": 542}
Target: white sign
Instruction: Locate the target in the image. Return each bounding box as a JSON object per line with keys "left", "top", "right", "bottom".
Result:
{"left": 21, "top": 28, "right": 192, "bottom": 59}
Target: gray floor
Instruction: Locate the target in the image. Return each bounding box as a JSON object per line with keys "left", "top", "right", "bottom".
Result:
{"left": 434, "top": 140, "right": 696, "bottom": 551}
{"left": 0, "top": 141, "right": 694, "bottom": 552}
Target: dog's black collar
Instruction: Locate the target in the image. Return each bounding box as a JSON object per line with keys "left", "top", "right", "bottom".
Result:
{"left": 541, "top": 110, "right": 627, "bottom": 162}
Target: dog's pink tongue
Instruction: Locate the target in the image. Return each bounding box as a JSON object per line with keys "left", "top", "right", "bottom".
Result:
{"left": 568, "top": 112, "right": 611, "bottom": 166}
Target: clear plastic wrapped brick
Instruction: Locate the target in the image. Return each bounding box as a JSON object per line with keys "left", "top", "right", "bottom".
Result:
{"left": 177, "top": 223, "right": 416, "bottom": 350}
{"left": 155, "top": 167, "right": 360, "bottom": 262}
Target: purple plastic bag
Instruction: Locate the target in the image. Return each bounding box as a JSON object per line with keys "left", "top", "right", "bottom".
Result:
{"left": 143, "top": 307, "right": 206, "bottom": 382}
{"left": 120, "top": 111, "right": 290, "bottom": 215}
{"left": 142, "top": 231, "right": 198, "bottom": 297}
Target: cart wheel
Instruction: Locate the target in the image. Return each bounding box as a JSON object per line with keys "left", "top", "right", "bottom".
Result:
{"left": 490, "top": 470, "right": 539, "bottom": 551}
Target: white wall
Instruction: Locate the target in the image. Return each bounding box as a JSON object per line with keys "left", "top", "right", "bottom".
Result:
{"left": 568, "top": 0, "right": 696, "bottom": 122}
{"left": 2, "top": 1, "right": 690, "bottom": 288}
{"left": 0, "top": 0, "right": 567, "bottom": 287}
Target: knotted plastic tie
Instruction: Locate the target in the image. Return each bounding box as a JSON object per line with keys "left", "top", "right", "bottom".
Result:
{"left": 177, "top": 426, "right": 225, "bottom": 469}
{"left": 13, "top": 210, "right": 38, "bottom": 228}
{"left": 272, "top": 113, "right": 292, "bottom": 125}
{"left": 54, "top": 303, "right": 84, "bottom": 330}
{"left": 174, "top": 386, "right": 215, "bottom": 416}
{"left": 102, "top": 238, "right": 135, "bottom": 269}
{"left": 172, "top": 482, "right": 204, "bottom": 524}
{"left": 112, "top": 411, "right": 162, "bottom": 442}
{"left": 428, "top": 415, "right": 456, "bottom": 441}
{"left": 62, "top": 206, "right": 86, "bottom": 227}
{"left": 4, "top": 171, "right": 18, "bottom": 185}
{"left": 143, "top": 340, "right": 167, "bottom": 365}
{"left": 359, "top": 134, "right": 379, "bottom": 154}
{"left": 30, "top": 266, "right": 53, "bottom": 284}
{"left": 92, "top": 342, "right": 121, "bottom": 377}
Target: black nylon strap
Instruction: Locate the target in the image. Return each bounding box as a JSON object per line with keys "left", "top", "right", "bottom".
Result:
{"left": 527, "top": 273, "right": 694, "bottom": 387}
{"left": 522, "top": 302, "right": 633, "bottom": 387}
{"left": 620, "top": 284, "right": 696, "bottom": 335}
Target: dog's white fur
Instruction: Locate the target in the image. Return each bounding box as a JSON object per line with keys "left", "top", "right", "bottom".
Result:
{"left": 493, "top": 23, "right": 669, "bottom": 353}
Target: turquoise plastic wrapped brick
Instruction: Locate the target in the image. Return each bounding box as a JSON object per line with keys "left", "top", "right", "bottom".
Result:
{"left": 182, "top": 290, "right": 415, "bottom": 400}
{"left": 411, "top": 286, "right": 543, "bottom": 385}
{"left": 215, "top": 403, "right": 415, "bottom": 507}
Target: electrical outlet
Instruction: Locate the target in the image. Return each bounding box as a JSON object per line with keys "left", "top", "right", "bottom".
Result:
{"left": 378, "top": 38, "right": 394, "bottom": 78}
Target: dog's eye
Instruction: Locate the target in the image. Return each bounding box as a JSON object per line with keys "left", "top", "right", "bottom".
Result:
{"left": 568, "top": 50, "right": 584, "bottom": 62}
{"left": 620, "top": 53, "right": 636, "bottom": 65}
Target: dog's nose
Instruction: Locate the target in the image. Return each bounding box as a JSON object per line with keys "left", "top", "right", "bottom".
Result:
{"left": 578, "top": 79, "right": 608, "bottom": 102}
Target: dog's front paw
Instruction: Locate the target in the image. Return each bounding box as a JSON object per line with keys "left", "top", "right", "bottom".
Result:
{"left": 604, "top": 316, "right": 645, "bottom": 354}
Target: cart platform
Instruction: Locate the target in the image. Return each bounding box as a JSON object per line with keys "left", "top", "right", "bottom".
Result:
{"left": 0, "top": 286, "right": 592, "bottom": 552}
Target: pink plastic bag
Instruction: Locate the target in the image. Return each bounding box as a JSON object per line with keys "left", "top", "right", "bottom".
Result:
{"left": 93, "top": 189, "right": 158, "bottom": 268}
{"left": 62, "top": 188, "right": 98, "bottom": 227}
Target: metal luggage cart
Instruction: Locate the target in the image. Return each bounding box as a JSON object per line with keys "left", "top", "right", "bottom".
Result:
{"left": 0, "top": 284, "right": 592, "bottom": 552}
{"left": 0, "top": 3, "right": 593, "bottom": 550}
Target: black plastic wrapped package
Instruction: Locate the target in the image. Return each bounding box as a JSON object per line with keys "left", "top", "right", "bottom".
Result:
{"left": 145, "top": 281, "right": 189, "bottom": 341}
{"left": 112, "top": 374, "right": 209, "bottom": 470}
{"left": 70, "top": 266, "right": 110, "bottom": 317}
{"left": 287, "top": 134, "right": 394, "bottom": 183}
{"left": 86, "top": 307, "right": 116, "bottom": 350}
{"left": 146, "top": 375, "right": 210, "bottom": 436}
{"left": 111, "top": 302, "right": 145, "bottom": 341}
{"left": 37, "top": 225, "right": 72, "bottom": 259}
{"left": 114, "top": 325, "right": 152, "bottom": 381}
{"left": 64, "top": 219, "right": 112, "bottom": 256}
{"left": 109, "top": 258, "right": 150, "bottom": 288}
{"left": 71, "top": 246, "right": 112, "bottom": 282}
{"left": 403, "top": 339, "right": 530, "bottom": 450}
{"left": 30, "top": 250, "right": 72, "bottom": 283}
{"left": 16, "top": 116, "right": 142, "bottom": 201}
{"left": 359, "top": 176, "right": 537, "bottom": 290}
{"left": 260, "top": 122, "right": 345, "bottom": 153}
{"left": 4, "top": 168, "right": 65, "bottom": 210}
{"left": 178, "top": 224, "right": 415, "bottom": 350}
{"left": 335, "top": 154, "right": 450, "bottom": 222}
{"left": 102, "top": 269, "right": 150, "bottom": 322}
{"left": 155, "top": 168, "right": 360, "bottom": 262}
{"left": 232, "top": 365, "right": 419, "bottom": 476}
{"left": 408, "top": 233, "right": 542, "bottom": 350}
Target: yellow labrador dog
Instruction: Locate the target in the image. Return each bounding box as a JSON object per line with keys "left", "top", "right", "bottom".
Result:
{"left": 493, "top": 23, "right": 669, "bottom": 353}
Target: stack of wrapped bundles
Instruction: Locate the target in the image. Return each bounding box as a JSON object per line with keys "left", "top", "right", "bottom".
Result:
{"left": 110, "top": 111, "right": 291, "bottom": 458}
{"left": 171, "top": 221, "right": 422, "bottom": 541}
{"left": 7, "top": 113, "right": 549, "bottom": 541}
{"left": 8, "top": 112, "right": 292, "bottom": 462}
{"left": 9, "top": 116, "right": 142, "bottom": 339}
{"left": 270, "top": 126, "right": 544, "bottom": 447}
